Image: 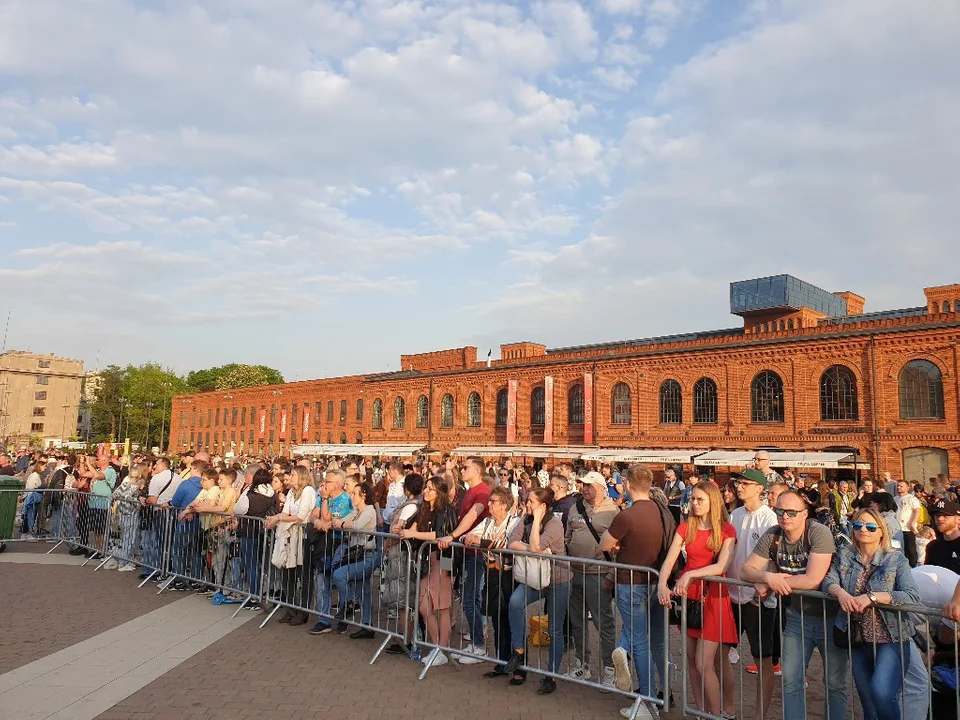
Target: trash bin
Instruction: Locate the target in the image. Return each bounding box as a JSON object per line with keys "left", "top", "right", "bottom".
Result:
{"left": 0, "top": 477, "right": 25, "bottom": 540}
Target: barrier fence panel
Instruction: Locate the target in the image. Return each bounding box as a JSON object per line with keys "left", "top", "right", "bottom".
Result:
{"left": 258, "top": 523, "right": 414, "bottom": 665}
{"left": 412, "top": 539, "right": 670, "bottom": 720}
{"left": 0, "top": 488, "right": 74, "bottom": 548}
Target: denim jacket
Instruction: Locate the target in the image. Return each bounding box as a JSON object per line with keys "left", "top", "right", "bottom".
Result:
{"left": 822, "top": 546, "right": 921, "bottom": 642}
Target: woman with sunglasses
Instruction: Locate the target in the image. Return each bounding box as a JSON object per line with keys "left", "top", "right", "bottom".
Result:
{"left": 823, "top": 508, "right": 921, "bottom": 720}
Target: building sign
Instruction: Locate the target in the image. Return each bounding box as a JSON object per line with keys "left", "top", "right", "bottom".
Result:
{"left": 544, "top": 376, "right": 554, "bottom": 445}
{"left": 280, "top": 409, "right": 288, "bottom": 440}
{"left": 584, "top": 372, "right": 594, "bottom": 445}
{"left": 258, "top": 409, "right": 266, "bottom": 439}
{"left": 506, "top": 379, "right": 518, "bottom": 444}
{"left": 302, "top": 407, "right": 311, "bottom": 439}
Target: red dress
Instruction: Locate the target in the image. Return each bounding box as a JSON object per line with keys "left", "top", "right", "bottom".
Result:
{"left": 677, "top": 521, "right": 738, "bottom": 644}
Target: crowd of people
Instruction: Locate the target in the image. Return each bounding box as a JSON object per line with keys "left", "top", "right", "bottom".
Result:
{"left": 1, "top": 447, "right": 959, "bottom": 720}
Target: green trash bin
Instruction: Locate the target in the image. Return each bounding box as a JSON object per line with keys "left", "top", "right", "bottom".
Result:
{"left": 0, "top": 476, "right": 25, "bottom": 541}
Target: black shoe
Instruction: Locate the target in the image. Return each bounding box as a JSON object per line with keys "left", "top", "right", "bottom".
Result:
{"left": 385, "top": 643, "right": 408, "bottom": 655}
{"left": 138, "top": 573, "right": 150, "bottom": 580}
{"left": 172, "top": 581, "right": 188, "bottom": 591}
{"left": 505, "top": 651, "right": 524, "bottom": 675}
{"left": 310, "top": 622, "right": 332, "bottom": 635}
{"left": 657, "top": 691, "right": 675, "bottom": 705}
{"left": 483, "top": 666, "right": 507, "bottom": 678}
{"left": 69, "top": 548, "right": 85, "bottom": 556}
{"left": 537, "top": 677, "right": 557, "bottom": 695}
{"left": 335, "top": 621, "right": 349, "bottom": 634}
{"left": 508, "top": 672, "right": 527, "bottom": 686}
{"left": 289, "top": 611, "right": 308, "bottom": 627}
{"left": 349, "top": 628, "right": 375, "bottom": 640}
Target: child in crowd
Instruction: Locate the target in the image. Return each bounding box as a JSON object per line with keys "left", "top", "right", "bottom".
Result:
{"left": 916, "top": 524, "right": 936, "bottom": 565}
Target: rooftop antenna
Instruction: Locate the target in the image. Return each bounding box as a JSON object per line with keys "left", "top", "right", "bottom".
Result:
{"left": 1, "top": 309, "right": 9, "bottom": 353}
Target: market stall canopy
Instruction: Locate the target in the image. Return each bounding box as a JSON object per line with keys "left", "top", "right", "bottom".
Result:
{"left": 450, "top": 445, "right": 586, "bottom": 459}
{"left": 581, "top": 449, "right": 706, "bottom": 464}
{"left": 291, "top": 443, "right": 425, "bottom": 457}
{"left": 695, "top": 450, "right": 864, "bottom": 469}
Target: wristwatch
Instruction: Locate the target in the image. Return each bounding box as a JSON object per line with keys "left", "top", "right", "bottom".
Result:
{"left": 867, "top": 592, "right": 878, "bottom": 604}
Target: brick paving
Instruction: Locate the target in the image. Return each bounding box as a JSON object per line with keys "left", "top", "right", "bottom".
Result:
{"left": 0, "top": 562, "right": 177, "bottom": 675}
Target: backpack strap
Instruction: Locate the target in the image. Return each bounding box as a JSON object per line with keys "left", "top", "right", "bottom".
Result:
{"left": 575, "top": 496, "right": 612, "bottom": 561}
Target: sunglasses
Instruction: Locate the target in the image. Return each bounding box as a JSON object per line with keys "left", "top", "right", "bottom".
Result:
{"left": 852, "top": 521, "right": 880, "bottom": 533}
{"left": 773, "top": 508, "right": 806, "bottom": 518}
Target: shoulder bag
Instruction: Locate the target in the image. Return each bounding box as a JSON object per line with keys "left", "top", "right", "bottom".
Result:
{"left": 513, "top": 519, "right": 552, "bottom": 590}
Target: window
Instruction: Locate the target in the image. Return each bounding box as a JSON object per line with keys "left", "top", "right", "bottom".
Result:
{"left": 205, "top": 431, "right": 210, "bottom": 448}
{"left": 416, "top": 395, "right": 429, "bottom": 428}
{"left": 340, "top": 400, "right": 347, "bottom": 423}
{"left": 36, "top": 376, "right": 49, "bottom": 385}
{"left": 372, "top": 399, "right": 383, "bottom": 429}
{"left": 340, "top": 432, "right": 347, "bottom": 444}
{"left": 35, "top": 391, "right": 47, "bottom": 401}
{"left": 820, "top": 365, "right": 859, "bottom": 421}
{"left": 356, "top": 399, "right": 363, "bottom": 421}
{"left": 215, "top": 408, "right": 221, "bottom": 426}
{"left": 441, "top": 394, "right": 454, "bottom": 427}
{"left": 232, "top": 407, "right": 238, "bottom": 425}
{"left": 751, "top": 370, "right": 784, "bottom": 423}
{"left": 32, "top": 407, "right": 45, "bottom": 417}
{"left": 495, "top": 388, "right": 509, "bottom": 427}
{"left": 610, "top": 382, "right": 631, "bottom": 425}
{"left": 327, "top": 432, "right": 332, "bottom": 443}
{"left": 356, "top": 432, "right": 363, "bottom": 444}
{"left": 393, "top": 397, "right": 405, "bottom": 429}
{"left": 899, "top": 359, "right": 945, "bottom": 420}
{"left": 530, "top": 387, "right": 545, "bottom": 426}
{"left": 30, "top": 423, "right": 44, "bottom": 433}
{"left": 467, "top": 392, "right": 482, "bottom": 427}
{"left": 327, "top": 401, "right": 334, "bottom": 422}
{"left": 568, "top": 383, "right": 584, "bottom": 426}
{"left": 659, "top": 380, "right": 682, "bottom": 424}
{"left": 788, "top": 319, "right": 794, "bottom": 330}
{"left": 693, "top": 377, "right": 718, "bottom": 424}
{"left": 944, "top": 301, "right": 950, "bottom": 313}
{"left": 241, "top": 407, "right": 246, "bottom": 426}
{"left": 270, "top": 405, "right": 277, "bottom": 424}
{"left": 38, "top": 360, "right": 50, "bottom": 368}
{"left": 955, "top": 300, "right": 960, "bottom": 313}
{"left": 315, "top": 402, "right": 321, "bottom": 425}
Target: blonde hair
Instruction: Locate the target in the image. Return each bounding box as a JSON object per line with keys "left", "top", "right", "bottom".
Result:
{"left": 685, "top": 481, "right": 729, "bottom": 552}
{"left": 291, "top": 466, "right": 313, "bottom": 498}
{"left": 851, "top": 508, "right": 891, "bottom": 551}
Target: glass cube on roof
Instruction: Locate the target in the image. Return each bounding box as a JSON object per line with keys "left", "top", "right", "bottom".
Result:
{"left": 730, "top": 275, "right": 847, "bottom": 317}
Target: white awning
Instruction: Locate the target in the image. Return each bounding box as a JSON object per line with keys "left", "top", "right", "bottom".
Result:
{"left": 694, "top": 451, "right": 756, "bottom": 466}
{"left": 695, "top": 450, "right": 861, "bottom": 469}
{"left": 581, "top": 449, "right": 706, "bottom": 464}
{"left": 450, "top": 445, "right": 586, "bottom": 459}
{"left": 290, "top": 443, "right": 425, "bottom": 457}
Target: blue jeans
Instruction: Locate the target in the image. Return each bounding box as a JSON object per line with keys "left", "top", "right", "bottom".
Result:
{"left": 331, "top": 551, "right": 380, "bottom": 624}
{"left": 509, "top": 581, "right": 570, "bottom": 673}
{"left": 901, "top": 640, "right": 928, "bottom": 719}
{"left": 781, "top": 608, "right": 848, "bottom": 720}
{"left": 23, "top": 500, "right": 39, "bottom": 534}
{"left": 240, "top": 536, "right": 263, "bottom": 597}
{"left": 118, "top": 513, "right": 139, "bottom": 566}
{"left": 315, "top": 544, "right": 348, "bottom": 620}
{"left": 852, "top": 642, "right": 910, "bottom": 720}
{"left": 616, "top": 583, "right": 667, "bottom": 697}
{"left": 462, "top": 552, "right": 486, "bottom": 643}
{"left": 171, "top": 522, "right": 203, "bottom": 580}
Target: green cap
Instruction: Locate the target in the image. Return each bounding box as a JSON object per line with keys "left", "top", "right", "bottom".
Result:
{"left": 734, "top": 468, "right": 769, "bottom": 487}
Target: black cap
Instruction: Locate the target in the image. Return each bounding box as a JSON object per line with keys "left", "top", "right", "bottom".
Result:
{"left": 929, "top": 498, "right": 960, "bottom": 516}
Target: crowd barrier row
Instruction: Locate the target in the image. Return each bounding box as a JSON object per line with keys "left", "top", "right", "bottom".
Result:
{"left": 2, "top": 488, "right": 958, "bottom": 720}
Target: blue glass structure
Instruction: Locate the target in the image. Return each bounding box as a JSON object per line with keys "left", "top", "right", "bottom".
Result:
{"left": 729, "top": 275, "right": 847, "bottom": 317}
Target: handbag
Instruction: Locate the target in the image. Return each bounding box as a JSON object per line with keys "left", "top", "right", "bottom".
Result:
{"left": 513, "top": 548, "right": 552, "bottom": 590}
{"left": 668, "top": 590, "right": 705, "bottom": 629}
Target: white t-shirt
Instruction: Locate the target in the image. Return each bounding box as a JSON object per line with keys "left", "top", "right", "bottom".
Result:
{"left": 25, "top": 472, "right": 42, "bottom": 490}
{"left": 148, "top": 469, "right": 181, "bottom": 504}
{"left": 894, "top": 493, "right": 921, "bottom": 531}
{"left": 728, "top": 503, "right": 779, "bottom": 607}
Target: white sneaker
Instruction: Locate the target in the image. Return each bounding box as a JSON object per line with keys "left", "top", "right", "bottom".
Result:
{"left": 620, "top": 703, "right": 654, "bottom": 719}
{"left": 117, "top": 565, "right": 136, "bottom": 572}
{"left": 612, "top": 647, "right": 632, "bottom": 692}
{"left": 459, "top": 645, "right": 486, "bottom": 665}
{"left": 566, "top": 658, "right": 592, "bottom": 681}
{"left": 728, "top": 647, "right": 739, "bottom": 664}
{"left": 422, "top": 649, "right": 448, "bottom": 667}
{"left": 103, "top": 559, "right": 119, "bottom": 570}
{"left": 601, "top": 666, "right": 616, "bottom": 692}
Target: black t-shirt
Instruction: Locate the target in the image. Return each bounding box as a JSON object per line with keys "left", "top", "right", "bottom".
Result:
{"left": 551, "top": 493, "right": 580, "bottom": 531}
{"left": 0, "top": 466, "right": 15, "bottom": 476}
{"left": 924, "top": 535, "right": 960, "bottom": 574}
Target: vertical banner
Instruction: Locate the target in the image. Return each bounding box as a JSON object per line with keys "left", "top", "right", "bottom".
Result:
{"left": 302, "top": 407, "right": 311, "bottom": 440}
{"left": 506, "top": 379, "right": 518, "bottom": 444}
{"left": 258, "top": 409, "right": 266, "bottom": 439}
{"left": 280, "top": 409, "right": 288, "bottom": 440}
{"left": 543, "top": 376, "right": 554, "bottom": 445}
{"left": 584, "top": 372, "right": 594, "bottom": 445}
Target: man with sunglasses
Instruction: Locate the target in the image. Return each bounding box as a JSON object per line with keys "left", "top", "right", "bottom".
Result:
{"left": 740, "top": 490, "right": 845, "bottom": 720}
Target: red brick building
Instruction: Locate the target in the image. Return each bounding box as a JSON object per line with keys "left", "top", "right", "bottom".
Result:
{"left": 168, "top": 276, "right": 960, "bottom": 483}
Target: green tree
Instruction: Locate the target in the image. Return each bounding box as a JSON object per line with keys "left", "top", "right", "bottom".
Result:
{"left": 89, "top": 365, "right": 125, "bottom": 442}
{"left": 120, "top": 364, "right": 188, "bottom": 450}
{"left": 214, "top": 364, "right": 283, "bottom": 390}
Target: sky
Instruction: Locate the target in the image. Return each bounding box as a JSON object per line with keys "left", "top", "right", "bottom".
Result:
{"left": 1, "top": 0, "right": 958, "bottom": 382}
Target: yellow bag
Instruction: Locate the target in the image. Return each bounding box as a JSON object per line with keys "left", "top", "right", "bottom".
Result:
{"left": 917, "top": 502, "right": 930, "bottom": 528}
{"left": 527, "top": 615, "right": 549, "bottom": 647}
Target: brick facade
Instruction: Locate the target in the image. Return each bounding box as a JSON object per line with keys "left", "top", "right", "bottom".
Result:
{"left": 169, "top": 280, "right": 960, "bottom": 483}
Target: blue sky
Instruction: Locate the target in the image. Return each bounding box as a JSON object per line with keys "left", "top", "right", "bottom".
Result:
{"left": 1, "top": 0, "right": 958, "bottom": 381}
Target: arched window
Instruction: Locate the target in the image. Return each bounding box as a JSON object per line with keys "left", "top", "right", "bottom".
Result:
{"left": 820, "top": 365, "right": 859, "bottom": 421}
{"left": 788, "top": 319, "right": 794, "bottom": 330}
{"left": 467, "top": 392, "right": 482, "bottom": 427}
{"left": 955, "top": 300, "right": 960, "bottom": 313}
{"left": 327, "top": 432, "right": 332, "bottom": 443}
{"left": 441, "top": 394, "right": 454, "bottom": 428}
{"left": 339, "top": 432, "right": 347, "bottom": 444}
{"left": 372, "top": 399, "right": 383, "bottom": 429}
{"left": 531, "top": 386, "right": 545, "bottom": 426}
{"left": 356, "top": 432, "right": 362, "bottom": 444}
{"left": 943, "top": 301, "right": 950, "bottom": 313}
{"left": 568, "top": 383, "right": 584, "bottom": 425}
{"left": 610, "top": 382, "right": 631, "bottom": 425}
{"left": 659, "top": 380, "right": 682, "bottom": 424}
{"left": 393, "top": 397, "right": 405, "bottom": 429}
{"left": 495, "top": 388, "right": 509, "bottom": 427}
{"left": 416, "top": 395, "right": 429, "bottom": 428}
{"left": 899, "top": 360, "right": 945, "bottom": 419}
{"left": 751, "top": 371, "right": 784, "bottom": 423}
{"left": 693, "top": 377, "right": 718, "bottom": 424}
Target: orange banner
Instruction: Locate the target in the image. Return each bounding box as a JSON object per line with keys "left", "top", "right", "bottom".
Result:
{"left": 506, "top": 379, "right": 518, "bottom": 444}
{"left": 258, "top": 409, "right": 266, "bottom": 439}
{"left": 584, "top": 372, "right": 594, "bottom": 445}
{"left": 302, "top": 407, "right": 310, "bottom": 439}
{"left": 543, "top": 376, "right": 554, "bottom": 445}
{"left": 280, "top": 409, "right": 288, "bottom": 440}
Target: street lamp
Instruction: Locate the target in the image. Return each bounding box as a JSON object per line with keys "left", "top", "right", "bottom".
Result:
{"left": 159, "top": 382, "right": 171, "bottom": 453}
{"left": 145, "top": 401, "right": 154, "bottom": 449}
{"left": 118, "top": 398, "right": 128, "bottom": 443}
{"left": 61, "top": 403, "right": 71, "bottom": 445}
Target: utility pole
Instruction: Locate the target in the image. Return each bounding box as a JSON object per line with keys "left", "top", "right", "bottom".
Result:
{"left": 145, "top": 401, "right": 154, "bottom": 450}
{"left": 159, "top": 382, "right": 170, "bottom": 453}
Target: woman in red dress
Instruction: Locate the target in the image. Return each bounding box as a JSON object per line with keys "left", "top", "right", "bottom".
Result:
{"left": 658, "top": 481, "right": 737, "bottom": 718}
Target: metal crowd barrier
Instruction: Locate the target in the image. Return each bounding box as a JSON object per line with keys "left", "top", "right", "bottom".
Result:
{"left": 412, "top": 539, "right": 670, "bottom": 720}
{"left": 0, "top": 488, "right": 74, "bottom": 547}
{"left": 257, "top": 523, "right": 415, "bottom": 665}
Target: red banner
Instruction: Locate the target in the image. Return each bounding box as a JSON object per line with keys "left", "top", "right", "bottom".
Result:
{"left": 302, "top": 407, "right": 311, "bottom": 439}
{"left": 280, "top": 409, "right": 288, "bottom": 440}
{"left": 258, "top": 409, "right": 266, "bottom": 439}
{"left": 506, "top": 379, "right": 518, "bottom": 444}
{"left": 584, "top": 372, "right": 594, "bottom": 445}
{"left": 543, "top": 376, "right": 554, "bottom": 445}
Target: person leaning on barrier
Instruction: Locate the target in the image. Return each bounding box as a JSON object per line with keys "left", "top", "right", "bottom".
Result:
{"left": 824, "top": 507, "right": 922, "bottom": 720}
{"left": 266, "top": 466, "right": 317, "bottom": 626}
{"left": 740, "top": 489, "right": 845, "bottom": 720}
{"left": 383, "top": 473, "right": 425, "bottom": 656}
{"left": 233, "top": 468, "right": 278, "bottom": 611}
{"left": 111, "top": 464, "right": 145, "bottom": 572}
{"left": 329, "top": 479, "right": 380, "bottom": 638}
{"left": 563, "top": 471, "right": 619, "bottom": 689}
{"left": 83, "top": 455, "right": 117, "bottom": 560}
